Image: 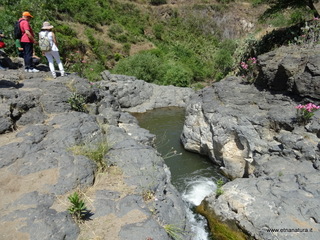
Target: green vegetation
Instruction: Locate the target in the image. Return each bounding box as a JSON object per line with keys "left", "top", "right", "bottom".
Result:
{"left": 163, "top": 224, "right": 186, "bottom": 240}
{"left": 295, "top": 18, "right": 320, "bottom": 46}
{"left": 67, "top": 92, "right": 86, "bottom": 112}
{"left": 215, "top": 179, "right": 224, "bottom": 197}
{"left": 142, "top": 189, "right": 155, "bottom": 202}
{"left": 0, "top": 0, "right": 318, "bottom": 86}
{"left": 0, "top": 0, "right": 233, "bottom": 86}
{"left": 69, "top": 138, "right": 109, "bottom": 172}
{"left": 68, "top": 191, "right": 88, "bottom": 222}
{"left": 295, "top": 103, "right": 320, "bottom": 125}
{"left": 196, "top": 202, "right": 248, "bottom": 240}
{"left": 259, "top": 0, "right": 319, "bottom": 20}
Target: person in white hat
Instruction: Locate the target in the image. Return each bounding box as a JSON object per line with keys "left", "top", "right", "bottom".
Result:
{"left": 39, "top": 21, "right": 65, "bottom": 78}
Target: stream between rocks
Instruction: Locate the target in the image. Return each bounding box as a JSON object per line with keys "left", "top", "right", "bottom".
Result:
{"left": 133, "top": 107, "right": 226, "bottom": 240}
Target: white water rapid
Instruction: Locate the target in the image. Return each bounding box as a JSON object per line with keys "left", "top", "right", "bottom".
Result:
{"left": 182, "top": 177, "right": 217, "bottom": 240}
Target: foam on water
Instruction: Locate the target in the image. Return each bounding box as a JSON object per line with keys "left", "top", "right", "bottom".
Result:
{"left": 182, "top": 177, "right": 217, "bottom": 206}
{"left": 182, "top": 177, "right": 217, "bottom": 240}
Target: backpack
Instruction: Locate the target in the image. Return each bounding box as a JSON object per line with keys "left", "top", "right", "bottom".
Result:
{"left": 14, "top": 19, "right": 25, "bottom": 39}
{"left": 39, "top": 31, "right": 51, "bottom": 52}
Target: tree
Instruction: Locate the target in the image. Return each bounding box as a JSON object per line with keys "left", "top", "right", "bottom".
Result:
{"left": 261, "top": 0, "right": 320, "bottom": 19}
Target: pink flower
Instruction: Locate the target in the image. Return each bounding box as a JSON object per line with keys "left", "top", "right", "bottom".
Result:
{"left": 296, "top": 103, "right": 320, "bottom": 112}
{"left": 241, "top": 62, "right": 248, "bottom": 69}
{"left": 249, "top": 57, "right": 257, "bottom": 64}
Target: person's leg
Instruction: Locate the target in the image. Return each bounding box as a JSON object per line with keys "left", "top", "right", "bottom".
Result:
{"left": 52, "top": 51, "right": 65, "bottom": 76}
{"left": 21, "top": 42, "right": 33, "bottom": 70}
{"left": 45, "top": 52, "right": 56, "bottom": 78}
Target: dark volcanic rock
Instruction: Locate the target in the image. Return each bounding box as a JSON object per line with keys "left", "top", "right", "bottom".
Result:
{"left": 0, "top": 69, "right": 193, "bottom": 240}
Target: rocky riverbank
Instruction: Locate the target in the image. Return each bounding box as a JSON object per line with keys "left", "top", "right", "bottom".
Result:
{"left": 181, "top": 45, "right": 320, "bottom": 240}
{"left": 2, "top": 43, "right": 320, "bottom": 240}
{"left": 0, "top": 69, "right": 194, "bottom": 240}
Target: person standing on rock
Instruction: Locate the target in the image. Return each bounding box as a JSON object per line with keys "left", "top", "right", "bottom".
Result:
{"left": 39, "top": 21, "right": 65, "bottom": 79}
{"left": 19, "top": 11, "right": 39, "bottom": 73}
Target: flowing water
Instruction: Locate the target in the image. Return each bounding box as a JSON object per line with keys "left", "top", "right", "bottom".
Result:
{"left": 133, "top": 107, "right": 225, "bottom": 240}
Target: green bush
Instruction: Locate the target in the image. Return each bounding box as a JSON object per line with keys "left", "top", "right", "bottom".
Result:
{"left": 269, "top": 12, "right": 288, "bottom": 27}
{"left": 167, "top": 44, "right": 213, "bottom": 81}
{"left": 111, "top": 51, "right": 163, "bottom": 83}
{"left": 108, "top": 24, "right": 124, "bottom": 39}
{"left": 213, "top": 48, "right": 234, "bottom": 80}
{"left": 289, "top": 9, "right": 307, "bottom": 25}
{"left": 83, "top": 62, "right": 105, "bottom": 82}
{"left": 153, "top": 24, "right": 165, "bottom": 40}
{"left": 160, "top": 61, "right": 193, "bottom": 87}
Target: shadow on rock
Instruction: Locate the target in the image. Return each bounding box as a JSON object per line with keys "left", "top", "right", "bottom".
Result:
{"left": 0, "top": 79, "right": 23, "bottom": 88}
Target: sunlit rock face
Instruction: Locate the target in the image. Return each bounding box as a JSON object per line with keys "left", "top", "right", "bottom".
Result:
{"left": 181, "top": 45, "right": 320, "bottom": 239}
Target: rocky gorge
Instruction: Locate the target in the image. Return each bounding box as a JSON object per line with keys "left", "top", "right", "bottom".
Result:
{"left": 1, "top": 43, "right": 320, "bottom": 240}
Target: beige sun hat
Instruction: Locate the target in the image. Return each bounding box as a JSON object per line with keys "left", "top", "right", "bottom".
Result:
{"left": 41, "top": 21, "right": 54, "bottom": 30}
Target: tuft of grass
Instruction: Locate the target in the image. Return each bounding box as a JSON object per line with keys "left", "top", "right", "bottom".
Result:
{"left": 69, "top": 138, "right": 109, "bottom": 172}
{"left": 163, "top": 224, "right": 185, "bottom": 240}
{"left": 216, "top": 179, "right": 224, "bottom": 198}
{"left": 142, "top": 189, "right": 155, "bottom": 202}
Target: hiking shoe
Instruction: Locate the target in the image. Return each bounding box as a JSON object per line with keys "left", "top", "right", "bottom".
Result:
{"left": 30, "top": 68, "right": 40, "bottom": 73}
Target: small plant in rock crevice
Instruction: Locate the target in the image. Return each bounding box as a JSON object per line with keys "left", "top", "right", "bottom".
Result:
{"left": 238, "top": 57, "right": 258, "bottom": 83}
{"left": 295, "top": 18, "right": 320, "bottom": 47}
{"left": 295, "top": 103, "right": 320, "bottom": 125}
{"left": 163, "top": 224, "right": 185, "bottom": 240}
{"left": 142, "top": 189, "right": 155, "bottom": 202}
{"left": 67, "top": 92, "right": 87, "bottom": 112}
{"left": 69, "top": 137, "right": 110, "bottom": 173}
{"left": 215, "top": 178, "right": 224, "bottom": 198}
{"left": 68, "top": 191, "right": 88, "bottom": 223}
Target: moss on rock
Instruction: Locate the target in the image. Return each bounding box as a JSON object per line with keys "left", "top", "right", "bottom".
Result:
{"left": 196, "top": 200, "right": 248, "bottom": 240}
